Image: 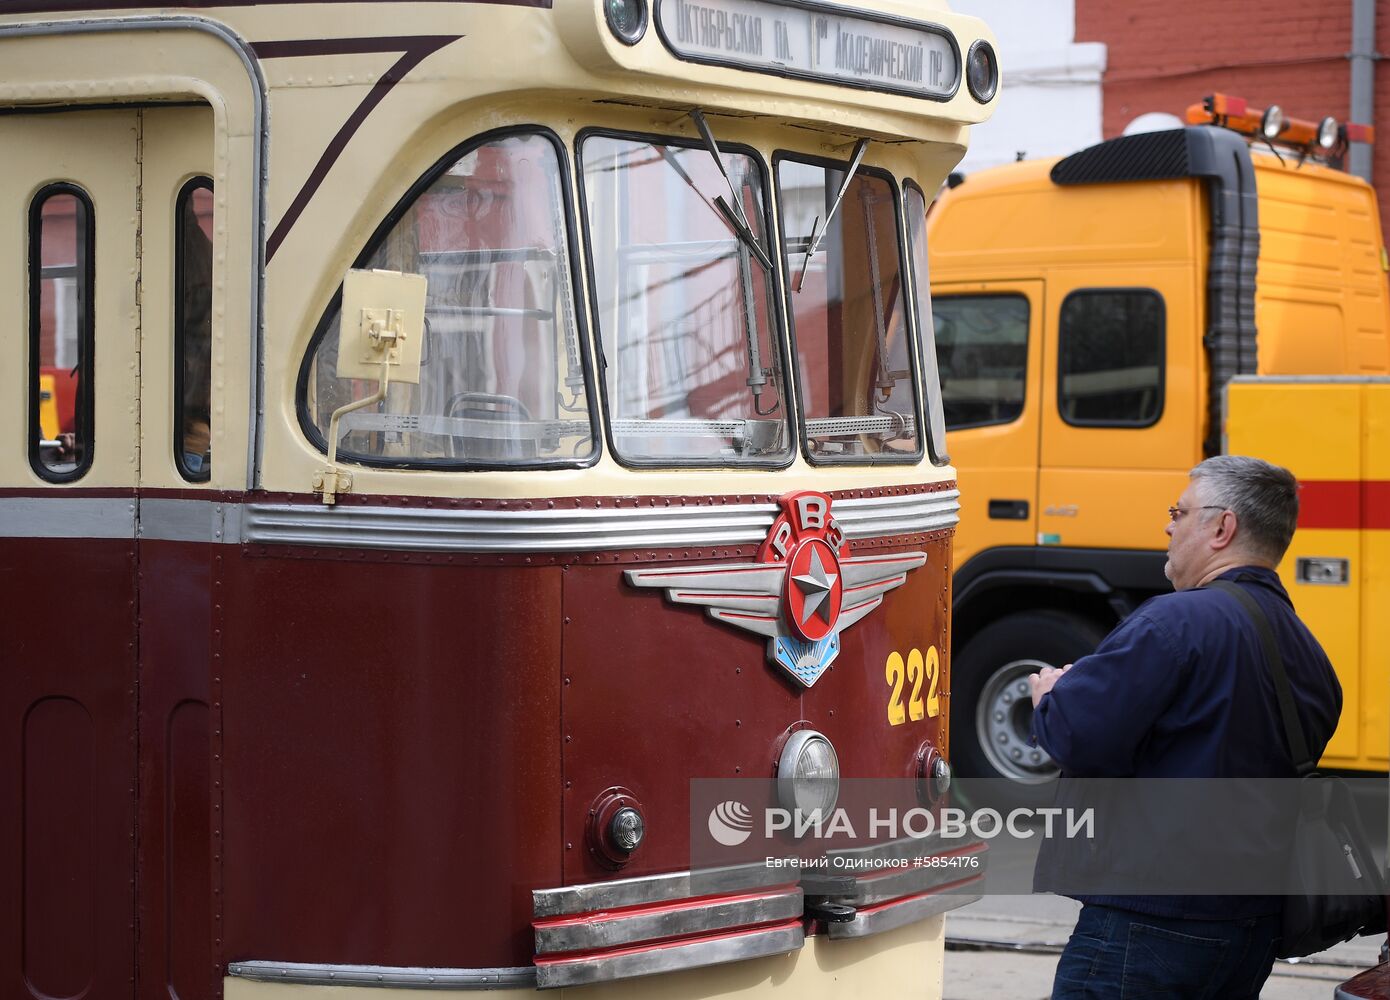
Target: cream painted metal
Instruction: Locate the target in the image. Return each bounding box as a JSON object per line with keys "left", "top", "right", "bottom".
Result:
{"left": 0, "top": 3, "right": 996, "bottom": 499}
{"left": 0, "top": 19, "right": 256, "bottom": 491}
{"left": 0, "top": 106, "right": 213, "bottom": 490}
{"left": 223, "top": 916, "right": 946, "bottom": 999}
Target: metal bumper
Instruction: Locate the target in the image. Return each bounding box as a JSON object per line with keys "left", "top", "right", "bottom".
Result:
{"left": 530, "top": 838, "right": 986, "bottom": 988}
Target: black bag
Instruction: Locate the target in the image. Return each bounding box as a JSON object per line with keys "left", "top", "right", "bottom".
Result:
{"left": 1209, "top": 580, "right": 1387, "bottom": 959}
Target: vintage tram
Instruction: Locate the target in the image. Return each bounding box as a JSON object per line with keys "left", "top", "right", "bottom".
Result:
{"left": 0, "top": 1, "right": 997, "bottom": 997}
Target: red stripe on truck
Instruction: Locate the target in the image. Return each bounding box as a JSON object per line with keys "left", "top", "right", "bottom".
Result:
{"left": 1297, "top": 480, "right": 1390, "bottom": 530}
{"left": 1366, "top": 481, "right": 1390, "bottom": 530}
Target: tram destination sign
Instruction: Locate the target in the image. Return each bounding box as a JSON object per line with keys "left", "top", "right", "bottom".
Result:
{"left": 654, "top": 0, "right": 960, "bottom": 100}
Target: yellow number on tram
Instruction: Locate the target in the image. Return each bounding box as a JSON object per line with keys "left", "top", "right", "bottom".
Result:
{"left": 885, "top": 651, "right": 907, "bottom": 726}
{"left": 887, "top": 646, "right": 942, "bottom": 726}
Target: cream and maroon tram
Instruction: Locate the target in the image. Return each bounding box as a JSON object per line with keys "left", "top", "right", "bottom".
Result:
{"left": 0, "top": 1, "right": 998, "bottom": 997}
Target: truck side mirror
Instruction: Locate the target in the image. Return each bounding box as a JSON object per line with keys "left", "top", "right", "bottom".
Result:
{"left": 313, "top": 268, "right": 427, "bottom": 504}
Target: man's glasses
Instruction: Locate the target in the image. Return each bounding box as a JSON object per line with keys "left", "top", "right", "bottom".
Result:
{"left": 1168, "top": 505, "right": 1226, "bottom": 522}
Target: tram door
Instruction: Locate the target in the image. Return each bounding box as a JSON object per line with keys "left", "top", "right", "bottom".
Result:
{"left": 0, "top": 107, "right": 215, "bottom": 1000}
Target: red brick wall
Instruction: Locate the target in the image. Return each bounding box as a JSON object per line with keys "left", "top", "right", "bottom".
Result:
{"left": 1076, "top": 0, "right": 1390, "bottom": 241}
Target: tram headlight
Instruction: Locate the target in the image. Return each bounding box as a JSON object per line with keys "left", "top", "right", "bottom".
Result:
{"left": 1317, "top": 116, "right": 1340, "bottom": 150}
{"left": 777, "top": 730, "right": 840, "bottom": 816}
{"left": 604, "top": 0, "right": 647, "bottom": 46}
{"left": 608, "top": 806, "right": 645, "bottom": 853}
{"left": 965, "top": 40, "right": 998, "bottom": 104}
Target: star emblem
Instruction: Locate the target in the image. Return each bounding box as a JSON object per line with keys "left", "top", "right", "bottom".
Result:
{"left": 792, "top": 546, "right": 839, "bottom": 627}
{"left": 624, "top": 490, "right": 927, "bottom": 688}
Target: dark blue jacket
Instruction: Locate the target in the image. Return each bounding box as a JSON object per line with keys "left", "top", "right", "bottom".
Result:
{"left": 1031, "top": 566, "right": 1342, "bottom": 918}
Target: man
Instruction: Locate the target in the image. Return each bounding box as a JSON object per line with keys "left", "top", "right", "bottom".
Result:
{"left": 1029, "top": 456, "right": 1342, "bottom": 999}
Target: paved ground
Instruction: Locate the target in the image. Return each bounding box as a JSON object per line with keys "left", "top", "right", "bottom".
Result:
{"left": 942, "top": 894, "right": 1381, "bottom": 999}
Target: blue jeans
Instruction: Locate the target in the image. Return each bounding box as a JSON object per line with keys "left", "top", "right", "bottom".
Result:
{"left": 1052, "top": 904, "right": 1280, "bottom": 999}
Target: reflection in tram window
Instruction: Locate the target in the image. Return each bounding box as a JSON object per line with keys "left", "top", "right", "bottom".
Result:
{"left": 30, "top": 187, "right": 94, "bottom": 481}
{"left": 176, "top": 178, "right": 214, "bottom": 481}
{"left": 304, "top": 132, "right": 594, "bottom": 467}
{"left": 777, "top": 158, "right": 922, "bottom": 463}
{"left": 580, "top": 133, "right": 790, "bottom": 466}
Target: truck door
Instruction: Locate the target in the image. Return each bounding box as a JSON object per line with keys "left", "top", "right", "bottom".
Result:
{"left": 1037, "top": 272, "right": 1198, "bottom": 556}
{"left": 933, "top": 280, "right": 1043, "bottom": 568}
{"left": 0, "top": 106, "right": 214, "bottom": 1000}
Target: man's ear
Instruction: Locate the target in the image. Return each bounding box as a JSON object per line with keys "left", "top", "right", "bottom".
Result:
{"left": 1209, "top": 509, "right": 1238, "bottom": 552}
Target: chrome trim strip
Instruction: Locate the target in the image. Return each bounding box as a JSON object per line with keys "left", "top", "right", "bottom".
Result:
{"left": 243, "top": 502, "right": 774, "bottom": 551}
{"left": 0, "top": 498, "right": 134, "bottom": 539}
{"left": 227, "top": 961, "right": 536, "bottom": 989}
{"left": 139, "top": 499, "right": 239, "bottom": 543}
{"left": 534, "top": 924, "right": 803, "bottom": 989}
{"left": 0, "top": 489, "right": 960, "bottom": 548}
{"left": 243, "top": 490, "right": 960, "bottom": 552}
{"left": 826, "top": 888, "right": 982, "bottom": 940}
{"left": 535, "top": 889, "right": 802, "bottom": 954}
{"left": 0, "top": 17, "right": 269, "bottom": 492}
{"left": 533, "top": 863, "right": 790, "bottom": 919}
{"left": 835, "top": 490, "right": 961, "bottom": 539}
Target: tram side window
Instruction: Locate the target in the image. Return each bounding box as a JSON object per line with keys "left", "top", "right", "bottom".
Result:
{"left": 1058, "top": 289, "right": 1165, "bottom": 427}
{"left": 932, "top": 295, "right": 1029, "bottom": 430}
{"left": 776, "top": 157, "right": 922, "bottom": 463}
{"left": 579, "top": 133, "right": 789, "bottom": 466}
{"left": 903, "top": 182, "right": 948, "bottom": 466}
{"left": 30, "top": 186, "right": 94, "bottom": 482}
{"left": 301, "top": 131, "right": 595, "bottom": 467}
{"left": 176, "top": 178, "right": 214, "bottom": 481}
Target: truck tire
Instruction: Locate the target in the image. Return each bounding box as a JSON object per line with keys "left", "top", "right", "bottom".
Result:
{"left": 951, "top": 610, "right": 1109, "bottom": 807}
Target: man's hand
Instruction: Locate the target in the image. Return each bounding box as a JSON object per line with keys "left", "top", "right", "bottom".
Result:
{"left": 1028, "top": 663, "right": 1072, "bottom": 708}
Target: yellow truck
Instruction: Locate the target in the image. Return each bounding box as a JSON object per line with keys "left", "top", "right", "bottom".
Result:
{"left": 927, "top": 96, "right": 1390, "bottom": 799}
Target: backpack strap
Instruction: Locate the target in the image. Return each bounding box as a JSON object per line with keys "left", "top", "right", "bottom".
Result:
{"left": 1207, "top": 579, "right": 1315, "bottom": 776}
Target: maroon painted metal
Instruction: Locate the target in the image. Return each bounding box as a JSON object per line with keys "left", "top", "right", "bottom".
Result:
{"left": 136, "top": 539, "right": 214, "bottom": 1000}
{"left": 0, "top": 537, "right": 137, "bottom": 1000}
{"left": 0, "top": 481, "right": 956, "bottom": 991}
{"left": 561, "top": 534, "right": 951, "bottom": 886}
{"left": 217, "top": 554, "right": 564, "bottom": 970}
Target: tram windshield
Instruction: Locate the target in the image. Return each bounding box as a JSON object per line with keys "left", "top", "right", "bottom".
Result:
{"left": 777, "top": 157, "right": 921, "bottom": 461}
{"left": 580, "top": 133, "right": 790, "bottom": 465}
{"left": 305, "top": 132, "right": 595, "bottom": 467}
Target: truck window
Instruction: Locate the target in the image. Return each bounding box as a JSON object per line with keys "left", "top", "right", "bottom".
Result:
{"left": 932, "top": 294, "right": 1028, "bottom": 429}
{"left": 30, "top": 185, "right": 94, "bottom": 482}
{"left": 1058, "top": 289, "right": 1164, "bottom": 427}
{"left": 777, "top": 156, "right": 921, "bottom": 463}
{"left": 579, "top": 132, "right": 789, "bottom": 467}
{"left": 300, "top": 130, "right": 595, "bottom": 468}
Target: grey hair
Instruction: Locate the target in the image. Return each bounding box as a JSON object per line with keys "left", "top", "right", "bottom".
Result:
{"left": 1189, "top": 455, "right": 1299, "bottom": 563}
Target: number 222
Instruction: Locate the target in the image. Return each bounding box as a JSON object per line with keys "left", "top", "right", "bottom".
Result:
{"left": 886, "top": 647, "right": 941, "bottom": 726}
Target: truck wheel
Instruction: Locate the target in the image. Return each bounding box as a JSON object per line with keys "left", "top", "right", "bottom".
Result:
{"left": 951, "top": 610, "right": 1108, "bottom": 806}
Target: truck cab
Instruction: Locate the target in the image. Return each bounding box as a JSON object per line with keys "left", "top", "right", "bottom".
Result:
{"left": 928, "top": 103, "right": 1390, "bottom": 798}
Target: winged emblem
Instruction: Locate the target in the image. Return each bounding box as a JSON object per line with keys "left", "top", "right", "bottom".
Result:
{"left": 626, "top": 491, "right": 926, "bottom": 687}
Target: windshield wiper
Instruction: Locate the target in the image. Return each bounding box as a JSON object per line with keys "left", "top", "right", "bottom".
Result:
{"left": 688, "top": 110, "right": 775, "bottom": 273}
{"left": 796, "top": 138, "right": 869, "bottom": 292}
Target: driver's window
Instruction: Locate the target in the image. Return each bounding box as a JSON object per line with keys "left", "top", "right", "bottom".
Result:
{"left": 300, "top": 131, "right": 595, "bottom": 468}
